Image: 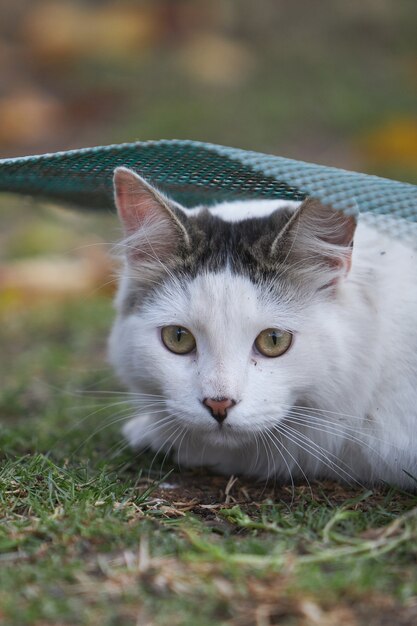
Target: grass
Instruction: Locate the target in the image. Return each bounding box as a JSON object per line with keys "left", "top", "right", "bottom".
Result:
{"left": 1, "top": 296, "right": 417, "bottom": 626}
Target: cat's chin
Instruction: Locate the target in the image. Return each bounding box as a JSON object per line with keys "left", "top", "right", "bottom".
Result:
{"left": 186, "top": 422, "right": 259, "bottom": 449}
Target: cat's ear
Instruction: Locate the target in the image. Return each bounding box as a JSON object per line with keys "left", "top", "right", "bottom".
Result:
{"left": 273, "top": 198, "right": 357, "bottom": 286}
{"left": 113, "top": 167, "right": 189, "bottom": 263}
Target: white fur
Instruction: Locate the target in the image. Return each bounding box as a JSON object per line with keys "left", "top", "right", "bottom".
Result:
{"left": 109, "top": 200, "right": 417, "bottom": 489}
{"left": 189, "top": 198, "right": 301, "bottom": 221}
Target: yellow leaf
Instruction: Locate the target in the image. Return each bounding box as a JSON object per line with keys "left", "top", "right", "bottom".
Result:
{"left": 360, "top": 118, "right": 417, "bottom": 166}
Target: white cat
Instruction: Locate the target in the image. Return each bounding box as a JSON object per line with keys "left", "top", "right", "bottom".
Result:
{"left": 109, "top": 167, "right": 417, "bottom": 489}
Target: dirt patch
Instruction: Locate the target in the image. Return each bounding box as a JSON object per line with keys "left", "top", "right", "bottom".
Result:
{"left": 137, "top": 470, "right": 400, "bottom": 513}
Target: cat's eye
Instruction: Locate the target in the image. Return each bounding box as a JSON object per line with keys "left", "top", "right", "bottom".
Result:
{"left": 161, "top": 325, "right": 196, "bottom": 355}
{"left": 255, "top": 328, "right": 292, "bottom": 358}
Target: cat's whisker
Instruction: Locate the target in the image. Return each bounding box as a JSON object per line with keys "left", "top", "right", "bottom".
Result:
{"left": 75, "top": 398, "right": 162, "bottom": 414}
{"left": 287, "top": 408, "right": 372, "bottom": 430}
{"left": 277, "top": 423, "right": 362, "bottom": 487}
{"left": 118, "top": 267, "right": 169, "bottom": 288}
{"left": 198, "top": 429, "right": 211, "bottom": 468}
{"left": 88, "top": 276, "right": 122, "bottom": 296}
{"left": 118, "top": 239, "right": 179, "bottom": 285}
{"left": 105, "top": 438, "right": 133, "bottom": 461}
{"left": 151, "top": 423, "right": 185, "bottom": 479}
{"left": 104, "top": 412, "right": 176, "bottom": 460}
{"left": 57, "top": 384, "right": 167, "bottom": 405}
{"left": 65, "top": 400, "right": 166, "bottom": 429}
{"left": 111, "top": 242, "right": 173, "bottom": 278}
{"left": 265, "top": 426, "right": 313, "bottom": 501}
{"left": 263, "top": 427, "right": 296, "bottom": 501}
{"left": 141, "top": 414, "right": 180, "bottom": 436}
{"left": 71, "top": 241, "right": 117, "bottom": 253}
{"left": 86, "top": 402, "right": 168, "bottom": 427}
{"left": 257, "top": 431, "right": 276, "bottom": 493}
{"left": 285, "top": 415, "right": 399, "bottom": 473}
{"left": 282, "top": 422, "right": 360, "bottom": 482}
{"left": 65, "top": 401, "right": 168, "bottom": 441}
{"left": 174, "top": 427, "right": 189, "bottom": 472}
{"left": 45, "top": 401, "right": 145, "bottom": 455}
{"left": 77, "top": 390, "right": 166, "bottom": 398}
{"left": 277, "top": 425, "right": 355, "bottom": 486}
{"left": 142, "top": 412, "right": 178, "bottom": 454}
{"left": 287, "top": 410, "right": 377, "bottom": 439}
{"left": 127, "top": 413, "right": 179, "bottom": 438}
{"left": 71, "top": 410, "right": 147, "bottom": 448}
{"left": 248, "top": 431, "right": 261, "bottom": 474}
{"left": 68, "top": 407, "right": 173, "bottom": 457}
{"left": 284, "top": 403, "right": 377, "bottom": 422}
{"left": 286, "top": 410, "right": 401, "bottom": 451}
{"left": 65, "top": 401, "right": 130, "bottom": 418}
{"left": 287, "top": 416, "right": 379, "bottom": 453}
{"left": 184, "top": 428, "right": 192, "bottom": 469}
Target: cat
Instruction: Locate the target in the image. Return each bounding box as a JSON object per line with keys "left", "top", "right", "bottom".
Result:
{"left": 108, "top": 166, "right": 417, "bottom": 490}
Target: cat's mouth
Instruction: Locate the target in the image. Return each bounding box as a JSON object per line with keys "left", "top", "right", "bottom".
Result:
{"left": 174, "top": 404, "right": 289, "bottom": 445}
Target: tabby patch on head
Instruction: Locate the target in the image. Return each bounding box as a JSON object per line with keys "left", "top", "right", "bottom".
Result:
{"left": 113, "top": 167, "right": 356, "bottom": 313}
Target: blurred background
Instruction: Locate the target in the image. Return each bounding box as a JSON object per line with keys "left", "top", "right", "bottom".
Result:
{"left": 0, "top": 0, "right": 416, "bottom": 302}
{"left": 1, "top": 0, "right": 417, "bottom": 175}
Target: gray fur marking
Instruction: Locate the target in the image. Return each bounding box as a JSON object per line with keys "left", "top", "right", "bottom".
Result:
{"left": 121, "top": 205, "right": 297, "bottom": 314}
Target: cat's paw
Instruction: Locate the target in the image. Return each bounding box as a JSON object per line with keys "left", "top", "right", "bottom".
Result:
{"left": 122, "top": 415, "right": 153, "bottom": 449}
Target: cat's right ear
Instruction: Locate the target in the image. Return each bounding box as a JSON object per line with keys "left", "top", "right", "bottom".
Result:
{"left": 113, "top": 167, "right": 190, "bottom": 263}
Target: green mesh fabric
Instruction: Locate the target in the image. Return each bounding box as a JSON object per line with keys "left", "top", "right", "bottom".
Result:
{"left": 0, "top": 140, "right": 416, "bottom": 230}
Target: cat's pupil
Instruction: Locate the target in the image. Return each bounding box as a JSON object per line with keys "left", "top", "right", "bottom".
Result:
{"left": 176, "top": 328, "right": 182, "bottom": 342}
{"left": 271, "top": 331, "right": 277, "bottom": 345}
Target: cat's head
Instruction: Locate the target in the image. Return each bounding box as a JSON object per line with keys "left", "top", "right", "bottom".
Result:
{"left": 109, "top": 167, "right": 356, "bottom": 447}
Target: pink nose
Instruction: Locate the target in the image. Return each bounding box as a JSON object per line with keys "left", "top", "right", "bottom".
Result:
{"left": 203, "top": 397, "right": 236, "bottom": 423}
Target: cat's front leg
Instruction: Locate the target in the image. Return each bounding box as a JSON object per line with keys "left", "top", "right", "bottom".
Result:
{"left": 122, "top": 414, "right": 178, "bottom": 454}
{"left": 122, "top": 415, "right": 155, "bottom": 450}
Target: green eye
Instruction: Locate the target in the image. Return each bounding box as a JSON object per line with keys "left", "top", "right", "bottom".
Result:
{"left": 161, "top": 326, "right": 196, "bottom": 355}
{"left": 255, "top": 328, "right": 292, "bottom": 358}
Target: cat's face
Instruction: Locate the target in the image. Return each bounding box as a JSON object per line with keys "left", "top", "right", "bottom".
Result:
{"left": 112, "top": 268, "right": 344, "bottom": 448}
{"left": 109, "top": 168, "right": 356, "bottom": 449}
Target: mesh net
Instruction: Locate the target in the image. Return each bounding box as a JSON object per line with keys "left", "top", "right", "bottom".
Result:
{"left": 0, "top": 140, "right": 416, "bottom": 240}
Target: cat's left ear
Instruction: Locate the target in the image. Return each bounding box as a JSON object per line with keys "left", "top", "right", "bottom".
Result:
{"left": 273, "top": 198, "right": 357, "bottom": 283}
{"left": 113, "top": 167, "right": 190, "bottom": 264}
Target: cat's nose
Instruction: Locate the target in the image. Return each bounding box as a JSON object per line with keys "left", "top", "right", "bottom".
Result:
{"left": 203, "top": 397, "right": 236, "bottom": 423}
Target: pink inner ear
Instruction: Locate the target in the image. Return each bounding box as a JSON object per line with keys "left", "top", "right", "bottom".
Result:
{"left": 345, "top": 245, "right": 353, "bottom": 275}
{"left": 114, "top": 167, "right": 152, "bottom": 235}
{"left": 113, "top": 167, "right": 186, "bottom": 265}
{"left": 325, "top": 213, "right": 355, "bottom": 277}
